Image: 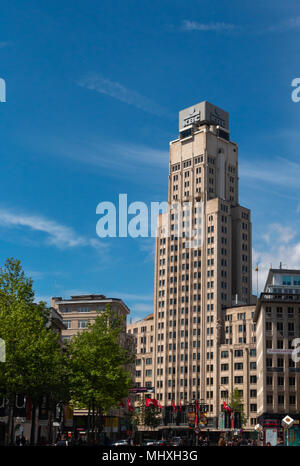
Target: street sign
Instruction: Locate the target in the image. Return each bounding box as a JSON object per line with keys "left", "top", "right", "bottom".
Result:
{"left": 254, "top": 424, "right": 262, "bottom": 433}
{"left": 282, "top": 415, "right": 294, "bottom": 428}
{"left": 129, "top": 387, "right": 155, "bottom": 393}
{"left": 194, "top": 428, "right": 200, "bottom": 434}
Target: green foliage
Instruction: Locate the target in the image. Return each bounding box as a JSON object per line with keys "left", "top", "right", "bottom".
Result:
{"left": 230, "top": 388, "right": 247, "bottom": 427}
{"left": 0, "top": 258, "right": 70, "bottom": 405}
{"left": 132, "top": 396, "right": 161, "bottom": 430}
{"left": 68, "top": 305, "right": 133, "bottom": 413}
{"left": 0, "top": 258, "right": 34, "bottom": 306}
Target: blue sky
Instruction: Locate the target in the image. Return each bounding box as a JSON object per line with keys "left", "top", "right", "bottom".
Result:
{"left": 0, "top": 0, "right": 300, "bottom": 321}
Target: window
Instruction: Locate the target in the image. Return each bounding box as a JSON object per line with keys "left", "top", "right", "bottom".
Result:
{"left": 234, "top": 376, "right": 243, "bottom": 384}
{"left": 63, "top": 320, "right": 71, "bottom": 329}
{"left": 266, "top": 322, "right": 272, "bottom": 332}
{"left": 234, "top": 350, "right": 243, "bottom": 357}
{"left": 278, "top": 395, "right": 284, "bottom": 404}
{"left": 234, "top": 363, "right": 243, "bottom": 370}
{"left": 145, "top": 370, "right": 152, "bottom": 377}
{"left": 266, "top": 376, "right": 273, "bottom": 386}
{"left": 78, "top": 307, "right": 91, "bottom": 313}
{"left": 78, "top": 320, "right": 89, "bottom": 329}
{"left": 250, "top": 404, "right": 257, "bottom": 412}
{"left": 266, "top": 358, "right": 273, "bottom": 368}
{"left": 277, "top": 376, "right": 284, "bottom": 386}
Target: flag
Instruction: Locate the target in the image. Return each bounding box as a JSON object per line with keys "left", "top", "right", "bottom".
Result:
{"left": 195, "top": 400, "right": 198, "bottom": 427}
{"left": 145, "top": 398, "right": 162, "bottom": 409}
{"left": 223, "top": 401, "right": 232, "bottom": 412}
{"left": 145, "top": 398, "right": 154, "bottom": 407}
{"left": 127, "top": 398, "right": 134, "bottom": 412}
{"left": 172, "top": 400, "right": 177, "bottom": 413}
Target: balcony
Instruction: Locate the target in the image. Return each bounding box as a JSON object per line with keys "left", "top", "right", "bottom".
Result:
{"left": 260, "top": 292, "right": 300, "bottom": 303}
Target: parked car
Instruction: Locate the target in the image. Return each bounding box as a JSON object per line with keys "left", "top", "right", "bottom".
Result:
{"left": 55, "top": 439, "right": 69, "bottom": 447}
{"left": 154, "top": 440, "right": 169, "bottom": 446}
{"left": 112, "top": 439, "right": 130, "bottom": 446}
{"left": 142, "top": 439, "right": 156, "bottom": 446}
{"left": 170, "top": 437, "right": 182, "bottom": 446}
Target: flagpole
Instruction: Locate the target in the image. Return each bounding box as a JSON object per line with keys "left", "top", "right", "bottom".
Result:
{"left": 255, "top": 265, "right": 259, "bottom": 296}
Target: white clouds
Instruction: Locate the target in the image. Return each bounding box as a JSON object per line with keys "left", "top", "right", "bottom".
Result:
{"left": 263, "top": 224, "right": 296, "bottom": 245}
{"left": 181, "top": 20, "right": 240, "bottom": 32}
{"left": 266, "top": 16, "right": 300, "bottom": 33}
{"left": 25, "top": 133, "right": 168, "bottom": 177}
{"left": 181, "top": 17, "right": 300, "bottom": 35}
{"left": 0, "top": 206, "right": 104, "bottom": 251}
{"left": 253, "top": 224, "right": 300, "bottom": 293}
{"left": 78, "top": 73, "right": 169, "bottom": 117}
{"left": 240, "top": 156, "right": 300, "bottom": 190}
{"left": 111, "top": 143, "right": 168, "bottom": 168}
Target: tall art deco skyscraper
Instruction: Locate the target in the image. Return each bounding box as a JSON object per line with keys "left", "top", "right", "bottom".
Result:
{"left": 153, "top": 101, "right": 253, "bottom": 423}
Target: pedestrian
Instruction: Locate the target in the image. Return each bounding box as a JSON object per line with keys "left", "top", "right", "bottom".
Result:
{"left": 218, "top": 436, "right": 226, "bottom": 446}
{"left": 20, "top": 435, "right": 26, "bottom": 446}
{"left": 15, "top": 436, "right": 21, "bottom": 446}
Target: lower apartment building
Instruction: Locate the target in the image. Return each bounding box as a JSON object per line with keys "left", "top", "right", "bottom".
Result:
{"left": 218, "top": 305, "right": 257, "bottom": 430}
{"left": 51, "top": 294, "right": 134, "bottom": 440}
{"left": 254, "top": 269, "right": 300, "bottom": 445}
{"left": 127, "top": 314, "right": 155, "bottom": 394}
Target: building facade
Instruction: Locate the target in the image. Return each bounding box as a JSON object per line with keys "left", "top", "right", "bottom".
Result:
{"left": 127, "top": 314, "right": 155, "bottom": 394}
{"left": 218, "top": 304, "right": 257, "bottom": 430}
{"left": 254, "top": 269, "right": 300, "bottom": 445}
{"left": 127, "top": 102, "right": 300, "bottom": 440}
{"left": 152, "top": 101, "right": 252, "bottom": 428}
{"left": 51, "top": 294, "right": 134, "bottom": 440}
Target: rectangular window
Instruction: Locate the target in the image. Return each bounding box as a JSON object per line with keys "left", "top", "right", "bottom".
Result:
{"left": 78, "top": 320, "right": 89, "bottom": 329}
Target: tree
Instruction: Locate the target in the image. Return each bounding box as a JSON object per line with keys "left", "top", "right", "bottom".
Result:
{"left": 229, "top": 388, "right": 247, "bottom": 428}
{"left": 68, "top": 305, "right": 134, "bottom": 442}
{"left": 132, "top": 395, "right": 161, "bottom": 436}
{"left": 0, "top": 258, "right": 70, "bottom": 444}
{"left": 0, "top": 258, "right": 34, "bottom": 306}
